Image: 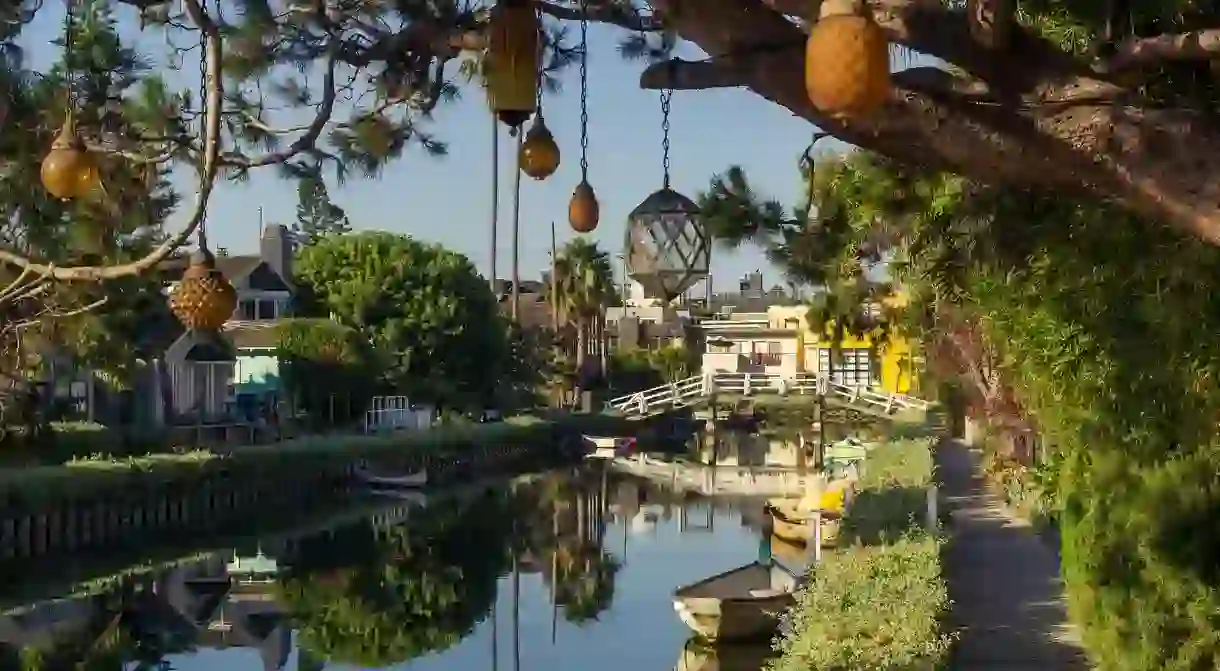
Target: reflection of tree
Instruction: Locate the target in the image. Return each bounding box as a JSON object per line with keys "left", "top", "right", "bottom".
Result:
{"left": 549, "top": 546, "right": 620, "bottom": 624}
{"left": 276, "top": 491, "right": 516, "bottom": 668}
{"left": 538, "top": 470, "right": 621, "bottom": 626}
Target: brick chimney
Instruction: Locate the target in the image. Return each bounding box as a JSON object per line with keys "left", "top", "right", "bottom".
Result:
{"left": 260, "top": 223, "right": 292, "bottom": 282}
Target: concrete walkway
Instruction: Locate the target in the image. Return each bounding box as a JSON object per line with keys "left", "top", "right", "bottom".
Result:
{"left": 936, "top": 439, "right": 1091, "bottom": 670}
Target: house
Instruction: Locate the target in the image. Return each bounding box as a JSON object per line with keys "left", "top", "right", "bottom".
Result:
{"left": 697, "top": 296, "right": 917, "bottom": 395}
{"left": 159, "top": 224, "right": 297, "bottom": 422}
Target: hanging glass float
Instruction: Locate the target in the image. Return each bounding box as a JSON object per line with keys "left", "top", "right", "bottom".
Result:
{"left": 168, "top": 246, "right": 238, "bottom": 332}
{"left": 41, "top": 115, "right": 99, "bottom": 200}
{"left": 624, "top": 188, "right": 711, "bottom": 303}
{"left": 485, "top": 0, "right": 540, "bottom": 130}
{"left": 520, "top": 113, "right": 560, "bottom": 180}
{"left": 804, "top": 0, "right": 891, "bottom": 118}
{"left": 569, "top": 180, "right": 599, "bottom": 233}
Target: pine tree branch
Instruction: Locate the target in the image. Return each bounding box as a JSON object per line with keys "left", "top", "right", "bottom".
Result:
{"left": 0, "top": 0, "right": 223, "bottom": 281}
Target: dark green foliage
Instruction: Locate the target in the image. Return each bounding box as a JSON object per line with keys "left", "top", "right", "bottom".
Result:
{"left": 293, "top": 166, "right": 351, "bottom": 242}
{"left": 276, "top": 318, "right": 381, "bottom": 430}
{"left": 729, "top": 148, "right": 1220, "bottom": 669}
{"left": 292, "top": 232, "right": 507, "bottom": 411}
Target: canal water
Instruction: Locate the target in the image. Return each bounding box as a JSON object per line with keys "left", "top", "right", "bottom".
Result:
{"left": 0, "top": 464, "right": 809, "bottom": 671}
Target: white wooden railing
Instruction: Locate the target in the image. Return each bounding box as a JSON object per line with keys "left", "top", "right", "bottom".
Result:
{"left": 606, "top": 372, "right": 932, "bottom": 419}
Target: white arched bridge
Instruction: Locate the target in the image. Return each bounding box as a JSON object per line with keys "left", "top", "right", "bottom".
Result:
{"left": 606, "top": 372, "right": 933, "bottom": 420}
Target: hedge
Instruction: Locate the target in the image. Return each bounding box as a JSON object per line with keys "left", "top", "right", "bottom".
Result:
{"left": 770, "top": 439, "right": 953, "bottom": 671}
{"left": 0, "top": 418, "right": 557, "bottom": 507}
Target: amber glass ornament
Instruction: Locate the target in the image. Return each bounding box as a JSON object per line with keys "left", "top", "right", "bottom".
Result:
{"left": 804, "top": 0, "right": 890, "bottom": 119}
{"left": 485, "top": 0, "right": 540, "bottom": 129}
{"left": 520, "top": 114, "right": 560, "bottom": 180}
{"left": 169, "top": 247, "right": 238, "bottom": 331}
{"left": 41, "top": 117, "right": 99, "bottom": 200}
{"left": 568, "top": 179, "right": 599, "bottom": 233}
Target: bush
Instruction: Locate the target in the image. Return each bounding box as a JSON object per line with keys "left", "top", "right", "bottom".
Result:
{"left": 0, "top": 422, "right": 172, "bottom": 467}
{"left": 770, "top": 438, "right": 952, "bottom": 671}
{"left": 277, "top": 318, "right": 382, "bottom": 430}
{"left": 771, "top": 535, "right": 951, "bottom": 671}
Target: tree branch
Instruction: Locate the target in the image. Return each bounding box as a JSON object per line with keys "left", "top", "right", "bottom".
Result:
{"left": 1109, "top": 29, "right": 1220, "bottom": 70}
{"left": 0, "top": 0, "right": 223, "bottom": 281}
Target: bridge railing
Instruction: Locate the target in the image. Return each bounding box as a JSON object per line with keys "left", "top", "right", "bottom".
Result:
{"left": 606, "top": 371, "right": 932, "bottom": 417}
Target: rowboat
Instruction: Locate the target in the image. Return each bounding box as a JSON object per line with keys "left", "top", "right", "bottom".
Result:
{"left": 765, "top": 479, "right": 851, "bottom": 545}
{"left": 355, "top": 468, "right": 428, "bottom": 488}
{"left": 673, "top": 636, "right": 775, "bottom": 671}
{"left": 672, "top": 561, "right": 798, "bottom": 642}
{"left": 583, "top": 435, "right": 637, "bottom": 459}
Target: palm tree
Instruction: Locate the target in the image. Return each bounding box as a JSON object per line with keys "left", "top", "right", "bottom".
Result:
{"left": 551, "top": 239, "right": 615, "bottom": 387}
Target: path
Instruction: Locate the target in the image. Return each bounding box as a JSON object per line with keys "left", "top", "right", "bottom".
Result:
{"left": 936, "top": 439, "right": 1091, "bottom": 670}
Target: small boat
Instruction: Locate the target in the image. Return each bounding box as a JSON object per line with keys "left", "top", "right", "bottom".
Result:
{"left": 765, "top": 480, "right": 851, "bottom": 545}
{"left": 673, "top": 636, "right": 775, "bottom": 671}
{"left": 355, "top": 467, "right": 428, "bottom": 488}
{"left": 765, "top": 498, "right": 843, "bottom": 547}
{"left": 369, "top": 488, "right": 429, "bottom": 506}
{"left": 672, "top": 561, "right": 798, "bottom": 642}
{"left": 583, "top": 435, "right": 637, "bottom": 460}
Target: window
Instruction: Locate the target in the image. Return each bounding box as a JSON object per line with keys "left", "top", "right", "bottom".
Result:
{"left": 767, "top": 341, "right": 783, "bottom": 354}
{"left": 257, "top": 299, "right": 278, "bottom": 320}
{"left": 240, "top": 300, "right": 257, "bottom": 321}
{"left": 818, "top": 347, "right": 875, "bottom": 387}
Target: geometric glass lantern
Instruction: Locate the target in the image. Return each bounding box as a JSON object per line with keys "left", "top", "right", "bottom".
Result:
{"left": 624, "top": 187, "right": 711, "bottom": 303}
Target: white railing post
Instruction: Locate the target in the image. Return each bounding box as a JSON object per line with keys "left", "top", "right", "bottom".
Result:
{"left": 743, "top": 373, "right": 752, "bottom": 396}
{"left": 926, "top": 485, "right": 939, "bottom": 534}
{"left": 702, "top": 371, "right": 715, "bottom": 396}
{"left": 810, "top": 510, "right": 824, "bottom": 563}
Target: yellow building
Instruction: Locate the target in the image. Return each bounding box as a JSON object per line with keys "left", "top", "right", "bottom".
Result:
{"left": 699, "top": 299, "right": 917, "bottom": 395}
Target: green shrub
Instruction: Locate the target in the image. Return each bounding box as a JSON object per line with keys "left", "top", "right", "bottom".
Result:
{"left": 771, "top": 438, "right": 952, "bottom": 671}
{"left": 277, "top": 318, "right": 383, "bottom": 430}
{"left": 770, "top": 535, "right": 952, "bottom": 671}
{"left": 0, "top": 422, "right": 173, "bottom": 467}
{"left": 858, "top": 438, "right": 935, "bottom": 489}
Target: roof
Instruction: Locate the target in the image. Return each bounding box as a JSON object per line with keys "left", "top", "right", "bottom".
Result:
{"left": 157, "top": 254, "right": 264, "bottom": 283}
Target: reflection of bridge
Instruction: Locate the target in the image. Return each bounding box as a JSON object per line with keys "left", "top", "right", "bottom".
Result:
{"left": 607, "top": 372, "right": 933, "bottom": 420}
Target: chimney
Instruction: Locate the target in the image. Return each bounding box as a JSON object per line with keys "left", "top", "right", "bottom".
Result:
{"left": 260, "top": 223, "right": 292, "bottom": 282}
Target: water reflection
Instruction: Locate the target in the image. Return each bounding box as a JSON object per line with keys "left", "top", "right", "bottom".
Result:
{"left": 0, "top": 466, "right": 780, "bottom": 671}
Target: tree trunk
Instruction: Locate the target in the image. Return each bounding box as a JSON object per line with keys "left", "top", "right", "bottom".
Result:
{"left": 632, "top": 0, "right": 1220, "bottom": 246}
{"left": 576, "top": 320, "right": 588, "bottom": 378}
{"left": 598, "top": 314, "right": 609, "bottom": 378}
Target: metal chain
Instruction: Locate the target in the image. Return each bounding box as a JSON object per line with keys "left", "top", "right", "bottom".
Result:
{"left": 197, "top": 0, "right": 211, "bottom": 248}
{"left": 62, "top": 0, "right": 75, "bottom": 111}
{"left": 535, "top": 4, "right": 544, "bottom": 116}
{"left": 578, "top": 0, "right": 589, "bottom": 180}
{"left": 660, "top": 87, "right": 672, "bottom": 189}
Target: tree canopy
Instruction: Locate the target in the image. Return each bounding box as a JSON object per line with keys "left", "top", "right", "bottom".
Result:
{"left": 4, "top": 0, "right": 1220, "bottom": 294}
{"left": 701, "top": 145, "right": 1220, "bottom": 667}
{"left": 292, "top": 231, "right": 506, "bottom": 409}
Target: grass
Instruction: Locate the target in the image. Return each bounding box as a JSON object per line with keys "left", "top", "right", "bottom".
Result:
{"left": 769, "top": 437, "right": 954, "bottom": 671}
{"left": 0, "top": 413, "right": 623, "bottom": 508}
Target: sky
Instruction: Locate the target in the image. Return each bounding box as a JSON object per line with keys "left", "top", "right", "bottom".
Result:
{"left": 18, "top": 2, "right": 854, "bottom": 292}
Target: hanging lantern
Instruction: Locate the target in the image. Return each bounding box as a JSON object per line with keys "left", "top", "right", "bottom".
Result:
{"left": 624, "top": 188, "right": 711, "bottom": 304}
{"left": 804, "top": 0, "right": 890, "bottom": 119}
{"left": 520, "top": 114, "right": 560, "bottom": 180}
{"left": 568, "top": 180, "right": 599, "bottom": 233}
{"left": 41, "top": 117, "right": 99, "bottom": 200}
{"left": 168, "top": 246, "right": 238, "bottom": 332}
{"left": 485, "top": 0, "right": 540, "bottom": 130}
